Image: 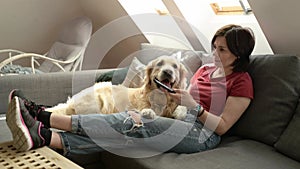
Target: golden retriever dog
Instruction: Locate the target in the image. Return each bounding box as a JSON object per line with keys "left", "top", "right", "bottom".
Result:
{"left": 46, "top": 55, "right": 188, "bottom": 119}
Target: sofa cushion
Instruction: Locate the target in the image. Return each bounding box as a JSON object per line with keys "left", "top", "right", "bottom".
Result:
{"left": 274, "top": 99, "right": 300, "bottom": 161}
{"left": 0, "top": 69, "right": 112, "bottom": 113}
{"left": 101, "top": 139, "right": 300, "bottom": 169}
{"left": 229, "top": 54, "right": 300, "bottom": 145}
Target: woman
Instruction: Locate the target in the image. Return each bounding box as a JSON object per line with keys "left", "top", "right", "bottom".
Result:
{"left": 6, "top": 24, "right": 255, "bottom": 157}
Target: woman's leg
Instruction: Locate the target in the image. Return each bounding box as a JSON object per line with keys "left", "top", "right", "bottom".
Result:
{"left": 6, "top": 96, "right": 107, "bottom": 156}
{"left": 48, "top": 110, "right": 220, "bottom": 156}
{"left": 123, "top": 113, "right": 221, "bottom": 154}
{"left": 8, "top": 94, "right": 220, "bottom": 155}
{"left": 50, "top": 114, "right": 72, "bottom": 131}
{"left": 7, "top": 90, "right": 152, "bottom": 155}
{"left": 6, "top": 97, "right": 52, "bottom": 151}
{"left": 50, "top": 132, "right": 63, "bottom": 149}
{"left": 67, "top": 111, "right": 221, "bottom": 156}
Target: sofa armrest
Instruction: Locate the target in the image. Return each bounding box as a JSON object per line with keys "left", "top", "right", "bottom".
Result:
{"left": 0, "top": 69, "right": 115, "bottom": 113}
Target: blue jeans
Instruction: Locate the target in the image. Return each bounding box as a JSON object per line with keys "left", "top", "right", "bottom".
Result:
{"left": 58, "top": 111, "right": 221, "bottom": 158}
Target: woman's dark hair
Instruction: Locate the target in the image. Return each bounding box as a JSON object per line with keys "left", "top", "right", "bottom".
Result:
{"left": 211, "top": 24, "right": 255, "bottom": 72}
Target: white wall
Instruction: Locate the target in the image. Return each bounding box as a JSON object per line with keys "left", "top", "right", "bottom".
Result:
{"left": 78, "top": 0, "right": 148, "bottom": 69}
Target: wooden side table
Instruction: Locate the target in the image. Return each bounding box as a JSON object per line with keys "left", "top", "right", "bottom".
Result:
{"left": 0, "top": 141, "right": 83, "bottom": 169}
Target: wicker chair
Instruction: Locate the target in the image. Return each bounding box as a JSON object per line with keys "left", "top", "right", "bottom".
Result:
{"left": 0, "top": 16, "right": 92, "bottom": 75}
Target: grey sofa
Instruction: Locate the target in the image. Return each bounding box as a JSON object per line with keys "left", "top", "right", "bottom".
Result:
{"left": 0, "top": 54, "right": 300, "bottom": 169}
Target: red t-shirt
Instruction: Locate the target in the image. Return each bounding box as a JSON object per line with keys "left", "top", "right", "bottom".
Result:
{"left": 189, "top": 64, "right": 253, "bottom": 116}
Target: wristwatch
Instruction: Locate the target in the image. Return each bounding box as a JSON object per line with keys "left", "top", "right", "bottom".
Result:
{"left": 189, "top": 104, "right": 205, "bottom": 117}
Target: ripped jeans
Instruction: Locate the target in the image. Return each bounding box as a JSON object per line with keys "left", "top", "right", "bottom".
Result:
{"left": 58, "top": 111, "right": 221, "bottom": 158}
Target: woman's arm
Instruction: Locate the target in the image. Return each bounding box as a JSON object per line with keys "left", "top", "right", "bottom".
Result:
{"left": 170, "top": 89, "right": 251, "bottom": 136}
{"left": 198, "top": 96, "right": 251, "bottom": 135}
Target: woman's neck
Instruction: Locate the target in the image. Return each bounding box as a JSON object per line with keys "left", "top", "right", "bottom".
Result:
{"left": 211, "top": 67, "right": 233, "bottom": 78}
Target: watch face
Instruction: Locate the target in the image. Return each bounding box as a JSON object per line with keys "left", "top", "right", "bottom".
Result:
{"left": 189, "top": 109, "right": 198, "bottom": 116}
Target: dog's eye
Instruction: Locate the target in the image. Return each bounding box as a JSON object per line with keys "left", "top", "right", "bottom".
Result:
{"left": 173, "top": 64, "right": 178, "bottom": 69}
{"left": 157, "top": 61, "right": 164, "bottom": 66}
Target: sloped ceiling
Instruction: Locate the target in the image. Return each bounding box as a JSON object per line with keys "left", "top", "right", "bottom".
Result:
{"left": 78, "top": 0, "right": 148, "bottom": 69}
{"left": 248, "top": 0, "right": 300, "bottom": 56}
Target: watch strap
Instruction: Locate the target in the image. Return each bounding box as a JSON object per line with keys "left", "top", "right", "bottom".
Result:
{"left": 197, "top": 106, "right": 205, "bottom": 117}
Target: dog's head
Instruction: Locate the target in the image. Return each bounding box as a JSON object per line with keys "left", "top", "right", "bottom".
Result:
{"left": 143, "top": 55, "right": 188, "bottom": 92}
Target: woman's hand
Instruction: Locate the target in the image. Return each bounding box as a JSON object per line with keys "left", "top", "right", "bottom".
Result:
{"left": 169, "top": 89, "right": 198, "bottom": 109}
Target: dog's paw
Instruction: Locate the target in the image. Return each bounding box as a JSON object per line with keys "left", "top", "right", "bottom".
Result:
{"left": 140, "top": 109, "right": 156, "bottom": 119}
{"left": 173, "top": 106, "right": 187, "bottom": 120}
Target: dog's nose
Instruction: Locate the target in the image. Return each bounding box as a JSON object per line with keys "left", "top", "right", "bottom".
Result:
{"left": 163, "top": 69, "right": 173, "bottom": 76}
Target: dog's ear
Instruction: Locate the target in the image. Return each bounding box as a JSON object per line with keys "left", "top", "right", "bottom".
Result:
{"left": 179, "top": 63, "right": 188, "bottom": 89}
{"left": 143, "top": 60, "right": 155, "bottom": 87}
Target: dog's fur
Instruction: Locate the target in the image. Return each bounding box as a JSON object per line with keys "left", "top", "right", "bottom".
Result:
{"left": 46, "top": 55, "right": 188, "bottom": 119}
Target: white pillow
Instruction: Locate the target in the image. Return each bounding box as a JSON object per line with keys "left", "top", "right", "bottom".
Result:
{"left": 121, "top": 57, "right": 145, "bottom": 88}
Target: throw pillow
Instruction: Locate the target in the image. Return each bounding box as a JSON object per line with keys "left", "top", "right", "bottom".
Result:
{"left": 96, "top": 67, "right": 129, "bottom": 85}
{"left": 229, "top": 54, "right": 300, "bottom": 145}
{"left": 274, "top": 99, "right": 300, "bottom": 161}
{"left": 0, "top": 64, "right": 44, "bottom": 75}
{"left": 121, "top": 57, "right": 145, "bottom": 88}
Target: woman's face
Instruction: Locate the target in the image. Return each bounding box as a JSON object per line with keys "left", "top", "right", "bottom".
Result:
{"left": 213, "top": 36, "right": 237, "bottom": 70}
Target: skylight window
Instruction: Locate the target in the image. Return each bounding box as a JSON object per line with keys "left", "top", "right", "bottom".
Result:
{"left": 210, "top": 0, "right": 252, "bottom": 15}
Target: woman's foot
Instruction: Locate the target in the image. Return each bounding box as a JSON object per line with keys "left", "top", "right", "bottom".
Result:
{"left": 9, "top": 89, "right": 46, "bottom": 120}
{"left": 6, "top": 96, "right": 48, "bottom": 151}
